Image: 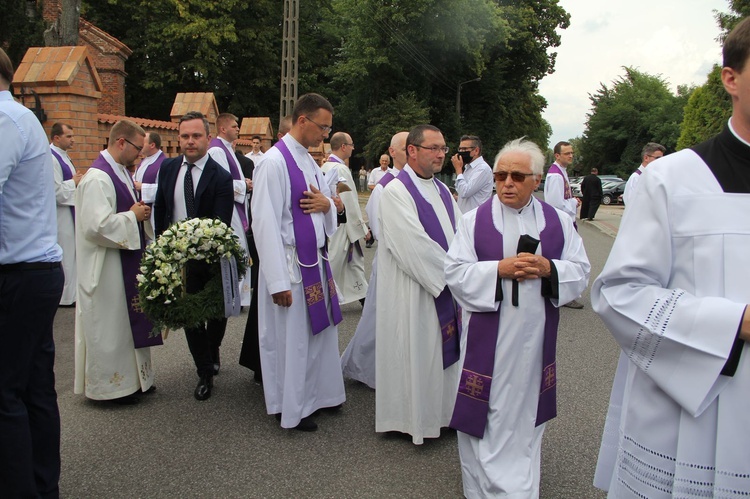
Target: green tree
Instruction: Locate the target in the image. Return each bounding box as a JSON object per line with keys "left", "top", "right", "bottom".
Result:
{"left": 0, "top": 0, "right": 44, "bottom": 67}
{"left": 716, "top": 0, "right": 750, "bottom": 39}
{"left": 676, "top": 65, "right": 732, "bottom": 150}
{"left": 579, "top": 67, "right": 689, "bottom": 176}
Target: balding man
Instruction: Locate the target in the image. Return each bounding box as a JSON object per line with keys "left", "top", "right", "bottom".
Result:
{"left": 321, "top": 132, "right": 369, "bottom": 305}
{"left": 446, "top": 138, "right": 589, "bottom": 497}
{"left": 341, "top": 131, "right": 408, "bottom": 388}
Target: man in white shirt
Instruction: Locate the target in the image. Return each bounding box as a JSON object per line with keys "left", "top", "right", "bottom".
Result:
{"left": 543, "top": 141, "right": 584, "bottom": 309}
{"left": 450, "top": 134, "right": 493, "bottom": 213}
{"left": 368, "top": 154, "right": 390, "bottom": 190}
{"left": 49, "top": 122, "right": 83, "bottom": 306}
{"left": 622, "top": 142, "right": 665, "bottom": 205}
{"left": 245, "top": 135, "right": 265, "bottom": 161}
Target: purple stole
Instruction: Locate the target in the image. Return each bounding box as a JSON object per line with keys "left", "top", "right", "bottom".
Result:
{"left": 377, "top": 171, "right": 396, "bottom": 189}
{"left": 327, "top": 155, "right": 344, "bottom": 164}
{"left": 209, "top": 138, "right": 249, "bottom": 231}
{"left": 547, "top": 164, "right": 571, "bottom": 199}
{"left": 450, "top": 199, "right": 563, "bottom": 438}
{"left": 274, "top": 139, "right": 343, "bottom": 335}
{"left": 397, "top": 170, "right": 460, "bottom": 369}
{"left": 51, "top": 148, "right": 75, "bottom": 219}
{"left": 635, "top": 168, "right": 643, "bottom": 176}
{"left": 139, "top": 152, "right": 165, "bottom": 207}
{"left": 90, "top": 154, "right": 161, "bottom": 348}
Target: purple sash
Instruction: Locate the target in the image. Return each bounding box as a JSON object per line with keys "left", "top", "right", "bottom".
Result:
{"left": 90, "top": 154, "right": 161, "bottom": 348}
{"left": 377, "top": 171, "right": 396, "bottom": 189}
{"left": 635, "top": 168, "right": 643, "bottom": 176}
{"left": 547, "top": 164, "right": 571, "bottom": 199}
{"left": 51, "top": 148, "right": 75, "bottom": 219}
{"left": 274, "top": 139, "right": 343, "bottom": 335}
{"left": 327, "top": 155, "right": 343, "bottom": 164}
{"left": 450, "top": 199, "right": 563, "bottom": 438}
{"left": 138, "top": 152, "right": 164, "bottom": 207}
{"left": 397, "top": 170, "right": 460, "bottom": 368}
{"left": 210, "top": 138, "right": 249, "bottom": 231}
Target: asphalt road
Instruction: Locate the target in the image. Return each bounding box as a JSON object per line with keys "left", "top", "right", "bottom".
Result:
{"left": 52, "top": 199, "right": 624, "bottom": 498}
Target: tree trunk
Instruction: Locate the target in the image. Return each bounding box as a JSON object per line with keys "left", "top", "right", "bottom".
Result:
{"left": 60, "top": 0, "right": 80, "bottom": 46}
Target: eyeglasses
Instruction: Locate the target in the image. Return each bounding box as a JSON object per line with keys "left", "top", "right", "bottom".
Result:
{"left": 646, "top": 154, "right": 663, "bottom": 160}
{"left": 122, "top": 137, "right": 142, "bottom": 151}
{"left": 458, "top": 146, "right": 476, "bottom": 152}
{"left": 493, "top": 171, "right": 536, "bottom": 182}
{"left": 304, "top": 116, "right": 332, "bottom": 133}
{"left": 413, "top": 144, "right": 450, "bottom": 154}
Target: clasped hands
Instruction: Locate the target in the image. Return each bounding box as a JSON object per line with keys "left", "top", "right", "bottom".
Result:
{"left": 300, "top": 184, "right": 342, "bottom": 214}
{"left": 130, "top": 201, "right": 151, "bottom": 222}
{"left": 497, "top": 252, "right": 551, "bottom": 282}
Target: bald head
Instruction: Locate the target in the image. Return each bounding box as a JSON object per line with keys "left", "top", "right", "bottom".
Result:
{"left": 389, "top": 131, "right": 409, "bottom": 170}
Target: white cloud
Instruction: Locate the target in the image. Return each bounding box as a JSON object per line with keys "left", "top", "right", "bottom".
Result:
{"left": 539, "top": 0, "right": 728, "bottom": 147}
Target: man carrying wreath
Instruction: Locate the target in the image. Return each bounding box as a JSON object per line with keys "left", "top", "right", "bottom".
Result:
{"left": 154, "top": 111, "right": 234, "bottom": 401}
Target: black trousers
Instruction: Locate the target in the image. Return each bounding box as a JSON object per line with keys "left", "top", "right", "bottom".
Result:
{"left": 184, "top": 261, "right": 227, "bottom": 377}
{"left": 0, "top": 264, "right": 63, "bottom": 498}
{"left": 239, "top": 233, "right": 261, "bottom": 373}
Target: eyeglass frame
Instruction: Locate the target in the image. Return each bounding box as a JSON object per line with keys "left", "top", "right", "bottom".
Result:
{"left": 493, "top": 170, "right": 537, "bottom": 183}
{"left": 412, "top": 144, "right": 450, "bottom": 154}
{"left": 304, "top": 116, "right": 333, "bottom": 134}
{"left": 121, "top": 137, "right": 142, "bottom": 151}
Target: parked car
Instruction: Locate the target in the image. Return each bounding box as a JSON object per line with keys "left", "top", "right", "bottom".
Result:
{"left": 601, "top": 180, "right": 627, "bottom": 205}
{"left": 572, "top": 176, "right": 622, "bottom": 198}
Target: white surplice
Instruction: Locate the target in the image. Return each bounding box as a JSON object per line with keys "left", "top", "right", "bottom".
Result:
{"left": 251, "top": 135, "right": 346, "bottom": 429}
{"left": 321, "top": 159, "right": 369, "bottom": 304}
{"left": 340, "top": 169, "right": 398, "bottom": 389}
{"left": 51, "top": 144, "right": 77, "bottom": 305}
{"left": 74, "top": 151, "right": 154, "bottom": 400}
{"left": 134, "top": 150, "right": 164, "bottom": 236}
{"left": 208, "top": 139, "right": 252, "bottom": 306}
{"left": 446, "top": 196, "right": 589, "bottom": 498}
{"left": 592, "top": 143, "right": 750, "bottom": 497}
{"left": 621, "top": 164, "right": 645, "bottom": 206}
{"left": 375, "top": 166, "right": 461, "bottom": 444}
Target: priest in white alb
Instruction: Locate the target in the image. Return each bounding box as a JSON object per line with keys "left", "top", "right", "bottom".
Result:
{"left": 74, "top": 120, "right": 160, "bottom": 404}
{"left": 341, "top": 131, "right": 407, "bottom": 389}
{"left": 592, "top": 18, "right": 750, "bottom": 497}
{"left": 376, "top": 125, "right": 461, "bottom": 444}
{"left": 50, "top": 122, "right": 83, "bottom": 306}
{"left": 445, "top": 138, "right": 589, "bottom": 498}
{"left": 320, "top": 131, "right": 368, "bottom": 305}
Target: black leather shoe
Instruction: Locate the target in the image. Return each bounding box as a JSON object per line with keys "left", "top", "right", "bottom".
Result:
{"left": 109, "top": 394, "right": 139, "bottom": 405}
{"left": 194, "top": 375, "right": 213, "bottom": 401}
{"left": 293, "top": 415, "right": 318, "bottom": 432}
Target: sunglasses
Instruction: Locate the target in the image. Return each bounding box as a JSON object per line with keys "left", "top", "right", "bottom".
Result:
{"left": 493, "top": 171, "right": 536, "bottom": 182}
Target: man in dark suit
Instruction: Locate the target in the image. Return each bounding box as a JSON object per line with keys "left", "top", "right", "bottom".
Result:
{"left": 154, "top": 111, "right": 234, "bottom": 401}
{"left": 234, "top": 150, "right": 263, "bottom": 383}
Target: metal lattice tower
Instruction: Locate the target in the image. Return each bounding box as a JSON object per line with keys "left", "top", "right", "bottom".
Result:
{"left": 279, "top": 0, "right": 299, "bottom": 122}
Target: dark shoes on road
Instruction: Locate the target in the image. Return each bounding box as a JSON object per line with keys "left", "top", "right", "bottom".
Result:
{"left": 194, "top": 374, "right": 213, "bottom": 401}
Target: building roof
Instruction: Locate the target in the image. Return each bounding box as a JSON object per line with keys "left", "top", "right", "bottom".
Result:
{"left": 13, "top": 46, "right": 103, "bottom": 93}
{"left": 170, "top": 93, "right": 220, "bottom": 122}
{"left": 98, "top": 114, "right": 178, "bottom": 130}
{"left": 239, "top": 117, "right": 274, "bottom": 139}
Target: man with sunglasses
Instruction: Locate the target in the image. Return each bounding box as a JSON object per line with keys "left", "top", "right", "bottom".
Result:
{"left": 74, "top": 120, "right": 161, "bottom": 404}
{"left": 450, "top": 134, "right": 493, "bottom": 213}
{"left": 446, "top": 138, "right": 589, "bottom": 497}
{"left": 376, "top": 124, "right": 462, "bottom": 444}
{"left": 252, "top": 93, "right": 346, "bottom": 432}
{"left": 622, "top": 142, "right": 665, "bottom": 205}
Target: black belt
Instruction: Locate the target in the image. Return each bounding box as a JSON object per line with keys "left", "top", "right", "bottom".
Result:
{"left": 0, "top": 262, "right": 61, "bottom": 273}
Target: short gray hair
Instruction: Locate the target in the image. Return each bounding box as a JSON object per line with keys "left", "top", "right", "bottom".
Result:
{"left": 494, "top": 137, "right": 545, "bottom": 175}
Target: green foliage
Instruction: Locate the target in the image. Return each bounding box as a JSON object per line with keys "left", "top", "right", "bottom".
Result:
{"left": 0, "top": 0, "right": 45, "bottom": 66}
{"left": 363, "top": 92, "right": 430, "bottom": 160}
{"left": 579, "top": 67, "right": 689, "bottom": 174}
{"left": 676, "top": 65, "right": 732, "bottom": 150}
{"left": 716, "top": 0, "right": 750, "bottom": 40}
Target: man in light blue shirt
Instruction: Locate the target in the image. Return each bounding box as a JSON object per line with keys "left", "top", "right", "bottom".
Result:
{"left": 0, "top": 47, "right": 64, "bottom": 498}
{"left": 450, "top": 134, "right": 493, "bottom": 213}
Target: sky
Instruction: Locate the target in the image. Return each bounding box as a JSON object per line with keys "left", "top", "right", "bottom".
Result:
{"left": 539, "top": 0, "right": 730, "bottom": 146}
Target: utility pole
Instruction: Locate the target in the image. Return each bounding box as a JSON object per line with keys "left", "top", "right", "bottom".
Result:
{"left": 280, "top": 0, "right": 299, "bottom": 123}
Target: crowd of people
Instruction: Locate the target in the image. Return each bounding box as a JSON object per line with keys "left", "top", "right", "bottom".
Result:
{"left": 5, "top": 16, "right": 750, "bottom": 498}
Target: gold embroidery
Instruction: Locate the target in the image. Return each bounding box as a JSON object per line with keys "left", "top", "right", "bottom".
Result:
{"left": 305, "top": 282, "right": 324, "bottom": 306}
{"left": 443, "top": 322, "right": 456, "bottom": 338}
{"left": 328, "top": 277, "right": 337, "bottom": 298}
{"left": 543, "top": 364, "right": 556, "bottom": 389}
{"left": 109, "top": 372, "right": 124, "bottom": 386}
{"left": 465, "top": 373, "right": 485, "bottom": 397}
{"left": 131, "top": 295, "right": 142, "bottom": 313}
